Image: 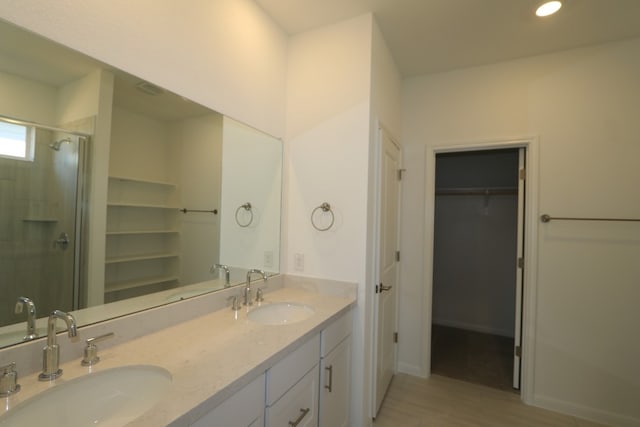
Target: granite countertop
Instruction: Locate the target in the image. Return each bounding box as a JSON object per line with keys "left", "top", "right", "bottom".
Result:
{"left": 0, "top": 278, "right": 355, "bottom": 426}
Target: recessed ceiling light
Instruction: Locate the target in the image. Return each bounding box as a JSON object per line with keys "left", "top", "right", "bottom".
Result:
{"left": 536, "top": 1, "right": 562, "bottom": 17}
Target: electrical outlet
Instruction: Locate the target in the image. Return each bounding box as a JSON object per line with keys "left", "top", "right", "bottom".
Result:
{"left": 294, "top": 253, "right": 304, "bottom": 272}
{"left": 264, "top": 250, "right": 273, "bottom": 268}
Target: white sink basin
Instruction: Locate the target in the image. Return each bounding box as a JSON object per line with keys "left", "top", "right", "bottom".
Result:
{"left": 0, "top": 365, "right": 171, "bottom": 427}
{"left": 247, "top": 302, "right": 315, "bottom": 325}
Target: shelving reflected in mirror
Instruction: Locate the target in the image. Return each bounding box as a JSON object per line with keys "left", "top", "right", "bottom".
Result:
{"left": 0, "top": 20, "right": 282, "bottom": 349}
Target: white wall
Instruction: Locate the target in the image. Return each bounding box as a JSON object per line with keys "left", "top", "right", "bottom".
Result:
{"left": 433, "top": 195, "right": 517, "bottom": 337}
{"left": 109, "top": 107, "right": 171, "bottom": 182}
{"left": 0, "top": 70, "right": 56, "bottom": 123}
{"left": 0, "top": 0, "right": 287, "bottom": 138}
{"left": 284, "top": 14, "right": 375, "bottom": 426}
{"left": 175, "top": 113, "right": 223, "bottom": 285}
{"left": 400, "top": 38, "right": 640, "bottom": 426}
{"left": 220, "top": 117, "right": 281, "bottom": 272}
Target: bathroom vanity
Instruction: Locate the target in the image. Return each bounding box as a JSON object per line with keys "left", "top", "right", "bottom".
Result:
{"left": 0, "top": 275, "right": 355, "bottom": 426}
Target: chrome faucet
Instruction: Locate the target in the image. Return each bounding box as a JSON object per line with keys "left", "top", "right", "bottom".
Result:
{"left": 14, "top": 297, "right": 38, "bottom": 341}
{"left": 211, "top": 263, "right": 231, "bottom": 287}
{"left": 244, "top": 269, "right": 268, "bottom": 306}
{"left": 39, "top": 310, "right": 77, "bottom": 381}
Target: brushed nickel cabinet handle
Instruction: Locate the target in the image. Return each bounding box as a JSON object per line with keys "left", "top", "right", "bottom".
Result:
{"left": 324, "top": 365, "right": 333, "bottom": 392}
{"left": 289, "top": 407, "right": 310, "bottom": 427}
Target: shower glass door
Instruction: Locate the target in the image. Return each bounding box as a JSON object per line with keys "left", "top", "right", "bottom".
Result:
{"left": 0, "top": 122, "right": 85, "bottom": 329}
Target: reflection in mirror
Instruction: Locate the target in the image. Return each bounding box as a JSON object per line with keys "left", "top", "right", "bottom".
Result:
{"left": 0, "top": 20, "right": 282, "bottom": 349}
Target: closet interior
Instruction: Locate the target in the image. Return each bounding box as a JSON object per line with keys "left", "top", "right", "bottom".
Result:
{"left": 431, "top": 148, "right": 521, "bottom": 392}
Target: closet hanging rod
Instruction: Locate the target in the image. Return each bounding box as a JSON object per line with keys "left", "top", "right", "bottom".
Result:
{"left": 540, "top": 214, "right": 640, "bottom": 223}
{"left": 179, "top": 208, "right": 218, "bottom": 215}
{"left": 435, "top": 188, "right": 517, "bottom": 196}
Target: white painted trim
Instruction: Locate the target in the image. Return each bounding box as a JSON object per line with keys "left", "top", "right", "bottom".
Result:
{"left": 421, "top": 137, "right": 539, "bottom": 405}
{"left": 369, "top": 123, "right": 382, "bottom": 419}
{"left": 397, "top": 361, "right": 425, "bottom": 378}
{"left": 532, "top": 395, "right": 640, "bottom": 427}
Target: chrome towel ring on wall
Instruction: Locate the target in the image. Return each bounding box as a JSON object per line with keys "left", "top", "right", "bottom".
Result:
{"left": 235, "top": 202, "right": 254, "bottom": 227}
{"left": 311, "top": 202, "right": 334, "bottom": 231}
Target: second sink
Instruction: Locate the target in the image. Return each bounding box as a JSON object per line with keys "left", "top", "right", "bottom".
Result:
{"left": 247, "top": 302, "right": 315, "bottom": 325}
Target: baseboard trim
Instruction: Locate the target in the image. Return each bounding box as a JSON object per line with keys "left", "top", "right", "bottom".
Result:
{"left": 397, "top": 361, "right": 428, "bottom": 378}
{"left": 532, "top": 394, "right": 640, "bottom": 427}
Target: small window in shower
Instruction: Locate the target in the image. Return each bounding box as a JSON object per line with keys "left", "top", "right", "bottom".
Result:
{"left": 0, "top": 121, "right": 35, "bottom": 161}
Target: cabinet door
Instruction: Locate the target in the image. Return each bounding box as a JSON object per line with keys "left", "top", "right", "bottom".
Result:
{"left": 319, "top": 337, "right": 351, "bottom": 427}
{"left": 266, "top": 365, "right": 319, "bottom": 427}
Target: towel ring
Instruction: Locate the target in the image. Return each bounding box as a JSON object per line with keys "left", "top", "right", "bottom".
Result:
{"left": 235, "top": 202, "right": 253, "bottom": 227}
{"left": 311, "top": 202, "right": 334, "bottom": 231}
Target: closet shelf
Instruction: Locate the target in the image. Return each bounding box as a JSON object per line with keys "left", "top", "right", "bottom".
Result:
{"left": 435, "top": 187, "right": 517, "bottom": 196}
{"left": 108, "top": 175, "right": 177, "bottom": 187}
{"left": 22, "top": 217, "right": 59, "bottom": 223}
{"left": 105, "top": 275, "right": 179, "bottom": 293}
{"left": 106, "top": 229, "right": 180, "bottom": 236}
{"left": 105, "top": 253, "right": 180, "bottom": 264}
{"left": 107, "top": 202, "right": 180, "bottom": 209}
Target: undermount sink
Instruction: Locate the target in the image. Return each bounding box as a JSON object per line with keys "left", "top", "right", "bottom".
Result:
{"left": 0, "top": 365, "right": 171, "bottom": 427}
{"left": 247, "top": 302, "right": 315, "bottom": 325}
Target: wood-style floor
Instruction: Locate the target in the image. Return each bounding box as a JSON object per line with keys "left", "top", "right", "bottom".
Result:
{"left": 373, "top": 374, "right": 607, "bottom": 427}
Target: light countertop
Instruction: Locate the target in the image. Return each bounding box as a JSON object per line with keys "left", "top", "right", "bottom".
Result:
{"left": 0, "top": 277, "right": 356, "bottom": 426}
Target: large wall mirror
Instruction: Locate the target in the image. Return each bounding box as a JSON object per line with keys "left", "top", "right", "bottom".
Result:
{"left": 0, "top": 20, "right": 282, "bottom": 349}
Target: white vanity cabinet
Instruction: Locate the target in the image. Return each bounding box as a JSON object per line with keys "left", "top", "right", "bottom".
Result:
{"left": 265, "top": 335, "right": 320, "bottom": 427}
{"left": 319, "top": 311, "right": 352, "bottom": 427}
{"left": 188, "top": 309, "right": 352, "bottom": 427}
{"left": 191, "top": 374, "right": 265, "bottom": 427}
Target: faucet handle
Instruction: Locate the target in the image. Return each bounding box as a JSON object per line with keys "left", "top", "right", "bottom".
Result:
{"left": 0, "top": 362, "right": 20, "bottom": 397}
{"left": 256, "top": 288, "right": 265, "bottom": 303}
{"left": 81, "top": 332, "right": 115, "bottom": 366}
{"left": 227, "top": 295, "right": 242, "bottom": 311}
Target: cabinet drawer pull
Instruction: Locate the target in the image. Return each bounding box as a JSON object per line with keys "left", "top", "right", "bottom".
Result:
{"left": 288, "top": 407, "right": 310, "bottom": 427}
{"left": 324, "top": 365, "right": 333, "bottom": 392}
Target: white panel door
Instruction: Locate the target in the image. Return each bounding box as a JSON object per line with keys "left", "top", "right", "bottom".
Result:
{"left": 373, "top": 128, "right": 401, "bottom": 415}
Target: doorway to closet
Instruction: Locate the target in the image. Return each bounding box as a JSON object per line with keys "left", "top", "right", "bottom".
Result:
{"left": 430, "top": 147, "right": 524, "bottom": 393}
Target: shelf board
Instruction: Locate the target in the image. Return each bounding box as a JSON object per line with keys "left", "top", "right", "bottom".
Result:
{"left": 105, "top": 275, "right": 179, "bottom": 293}
{"left": 108, "top": 175, "right": 177, "bottom": 187}
{"left": 107, "top": 202, "right": 179, "bottom": 209}
{"left": 106, "top": 229, "right": 180, "bottom": 236}
{"left": 22, "top": 218, "right": 59, "bottom": 223}
{"left": 105, "top": 253, "right": 180, "bottom": 264}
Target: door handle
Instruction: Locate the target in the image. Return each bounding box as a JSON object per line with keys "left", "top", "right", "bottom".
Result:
{"left": 379, "top": 283, "right": 393, "bottom": 292}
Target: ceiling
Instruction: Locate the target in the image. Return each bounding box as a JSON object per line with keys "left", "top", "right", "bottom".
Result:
{"left": 255, "top": 0, "right": 640, "bottom": 77}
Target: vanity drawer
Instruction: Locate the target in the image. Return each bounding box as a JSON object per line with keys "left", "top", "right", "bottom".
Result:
{"left": 266, "top": 334, "right": 320, "bottom": 405}
{"left": 320, "top": 310, "right": 352, "bottom": 357}
{"left": 266, "top": 364, "right": 319, "bottom": 427}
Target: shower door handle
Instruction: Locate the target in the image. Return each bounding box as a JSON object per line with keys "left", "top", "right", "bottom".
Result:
{"left": 53, "top": 232, "right": 69, "bottom": 250}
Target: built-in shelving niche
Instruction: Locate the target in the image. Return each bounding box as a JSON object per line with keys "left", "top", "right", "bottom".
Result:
{"left": 105, "top": 176, "right": 180, "bottom": 303}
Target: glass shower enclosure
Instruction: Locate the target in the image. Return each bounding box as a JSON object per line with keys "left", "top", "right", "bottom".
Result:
{"left": 0, "top": 117, "right": 89, "bottom": 329}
